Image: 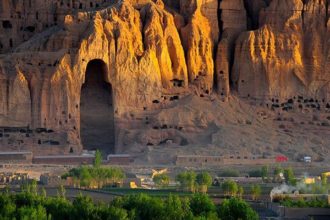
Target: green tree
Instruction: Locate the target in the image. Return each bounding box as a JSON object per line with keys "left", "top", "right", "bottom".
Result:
{"left": 163, "top": 195, "right": 193, "bottom": 220}
{"left": 176, "top": 171, "right": 197, "bottom": 192}
{"left": 221, "top": 180, "right": 238, "bottom": 196}
{"left": 79, "top": 166, "right": 92, "bottom": 187}
{"left": 41, "top": 187, "right": 47, "bottom": 199}
{"left": 113, "top": 194, "right": 164, "bottom": 220}
{"left": 72, "top": 194, "right": 96, "bottom": 220}
{"left": 153, "top": 173, "right": 170, "bottom": 188}
{"left": 44, "top": 197, "right": 73, "bottom": 220}
{"left": 321, "top": 173, "right": 328, "bottom": 186}
{"left": 94, "top": 149, "right": 102, "bottom": 168}
{"left": 218, "top": 197, "right": 259, "bottom": 220}
{"left": 237, "top": 185, "right": 244, "bottom": 198}
{"left": 0, "top": 194, "right": 16, "bottom": 219}
{"left": 219, "top": 169, "right": 240, "bottom": 177}
{"left": 190, "top": 194, "right": 217, "bottom": 218}
{"left": 97, "top": 205, "right": 129, "bottom": 220}
{"left": 284, "top": 167, "right": 296, "bottom": 185}
{"left": 261, "top": 166, "right": 269, "bottom": 181}
{"left": 57, "top": 185, "right": 66, "bottom": 198}
{"left": 196, "top": 172, "right": 212, "bottom": 193}
{"left": 250, "top": 184, "right": 261, "bottom": 201}
{"left": 17, "top": 205, "right": 49, "bottom": 220}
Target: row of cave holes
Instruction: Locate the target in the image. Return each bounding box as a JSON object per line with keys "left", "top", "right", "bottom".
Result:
{"left": 150, "top": 80, "right": 210, "bottom": 105}
{"left": 152, "top": 95, "right": 179, "bottom": 104}
{"left": 27, "top": 60, "right": 60, "bottom": 67}
{"left": 45, "top": 111, "right": 77, "bottom": 130}
{"left": 59, "top": 0, "right": 106, "bottom": 9}
{"left": 141, "top": 115, "right": 184, "bottom": 131}
{"left": 267, "top": 96, "right": 330, "bottom": 111}
{"left": 152, "top": 124, "right": 183, "bottom": 131}
{"left": 37, "top": 140, "right": 60, "bottom": 145}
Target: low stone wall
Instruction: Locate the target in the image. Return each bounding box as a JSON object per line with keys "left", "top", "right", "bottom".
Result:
{"left": 0, "top": 151, "right": 33, "bottom": 164}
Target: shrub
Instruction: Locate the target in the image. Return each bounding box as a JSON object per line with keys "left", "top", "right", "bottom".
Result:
{"left": 219, "top": 169, "right": 240, "bottom": 177}
{"left": 63, "top": 166, "right": 125, "bottom": 189}
{"left": 248, "top": 170, "right": 262, "bottom": 177}
{"left": 196, "top": 172, "right": 212, "bottom": 193}
{"left": 153, "top": 173, "right": 170, "bottom": 188}
{"left": 190, "top": 194, "right": 216, "bottom": 217}
{"left": 250, "top": 184, "right": 261, "bottom": 201}
{"left": 221, "top": 180, "right": 238, "bottom": 196}
{"left": 218, "top": 197, "right": 259, "bottom": 220}
{"left": 176, "top": 171, "right": 197, "bottom": 192}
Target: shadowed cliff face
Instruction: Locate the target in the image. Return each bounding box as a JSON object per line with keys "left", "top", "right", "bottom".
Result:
{"left": 0, "top": 0, "right": 329, "bottom": 156}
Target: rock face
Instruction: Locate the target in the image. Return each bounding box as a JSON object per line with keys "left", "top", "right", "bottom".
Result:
{"left": 216, "top": 0, "right": 247, "bottom": 97}
{"left": 232, "top": 0, "right": 330, "bottom": 101}
{"left": 0, "top": 0, "right": 329, "bottom": 158}
{"left": 180, "top": 0, "right": 214, "bottom": 92}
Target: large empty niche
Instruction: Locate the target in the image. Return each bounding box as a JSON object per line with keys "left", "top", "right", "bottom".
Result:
{"left": 80, "top": 59, "right": 115, "bottom": 154}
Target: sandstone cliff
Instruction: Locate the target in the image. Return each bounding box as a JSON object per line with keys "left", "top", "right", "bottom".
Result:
{"left": 232, "top": 0, "right": 330, "bottom": 101}
{"left": 0, "top": 0, "right": 329, "bottom": 160}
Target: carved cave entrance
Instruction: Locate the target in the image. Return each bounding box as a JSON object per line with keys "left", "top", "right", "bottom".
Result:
{"left": 80, "top": 59, "right": 115, "bottom": 154}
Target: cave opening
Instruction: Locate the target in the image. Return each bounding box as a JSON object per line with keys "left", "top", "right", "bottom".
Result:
{"left": 80, "top": 59, "right": 115, "bottom": 154}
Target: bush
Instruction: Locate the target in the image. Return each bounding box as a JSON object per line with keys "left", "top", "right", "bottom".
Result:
{"left": 218, "top": 197, "right": 259, "bottom": 220}
{"left": 219, "top": 169, "right": 240, "bottom": 177}
{"left": 280, "top": 197, "right": 329, "bottom": 208}
{"left": 284, "top": 167, "right": 296, "bottom": 185}
{"left": 63, "top": 166, "right": 125, "bottom": 189}
{"left": 221, "top": 180, "right": 238, "bottom": 196}
{"left": 153, "top": 173, "right": 170, "bottom": 188}
{"left": 176, "top": 171, "right": 197, "bottom": 192}
{"left": 196, "top": 172, "right": 212, "bottom": 193}
{"left": 250, "top": 184, "right": 261, "bottom": 201}
{"left": 190, "top": 194, "right": 217, "bottom": 218}
{"left": 248, "top": 170, "right": 262, "bottom": 177}
{"left": 0, "top": 184, "right": 261, "bottom": 220}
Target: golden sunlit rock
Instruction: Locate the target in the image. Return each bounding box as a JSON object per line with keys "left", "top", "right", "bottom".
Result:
{"left": 0, "top": 0, "right": 329, "bottom": 161}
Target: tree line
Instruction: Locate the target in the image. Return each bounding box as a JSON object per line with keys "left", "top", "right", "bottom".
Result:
{"left": 61, "top": 166, "right": 125, "bottom": 189}
{"left": 0, "top": 185, "right": 258, "bottom": 220}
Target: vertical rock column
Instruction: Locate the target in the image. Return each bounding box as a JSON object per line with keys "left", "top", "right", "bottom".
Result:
{"left": 215, "top": 0, "right": 247, "bottom": 96}
{"left": 180, "top": 0, "right": 214, "bottom": 93}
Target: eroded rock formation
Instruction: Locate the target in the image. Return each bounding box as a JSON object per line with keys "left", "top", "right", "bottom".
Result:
{"left": 232, "top": 0, "right": 330, "bottom": 101}
{"left": 0, "top": 0, "right": 329, "bottom": 157}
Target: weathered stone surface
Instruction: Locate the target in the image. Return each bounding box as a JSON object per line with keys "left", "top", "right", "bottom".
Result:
{"left": 216, "top": 0, "right": 247, "bottom": 97}
{"left": 180, "top": 0, "right": 214, "bottom": 92}
{"left": 179, "top": 0, "right": 219, "bottom": 44}
{"left": 232, "top": 0, "right": 330, "bottom": 101}
{"left": 141, "top": 2, "right": 188, "bottom": 88}
{"left": 0, "top": 0, "right": 329, "bottom": 160}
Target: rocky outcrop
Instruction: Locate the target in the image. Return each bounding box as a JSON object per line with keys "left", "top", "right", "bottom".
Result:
{"left": 180, "top": 0, "right": 214, "bottom": 92}
{"left": 0, "top": 0, "right": 329, "bottom": 157}
{"left": 232, "top": 0, "right": 330, "bottom": 101}
{"left": 216, "top": 0, "right": 247, "bottom": 96}
{"left": 141, "top": 2, "right": 188, "bottom": 88}
{"left": 179, "top": 0, "right": 219, "bottom": 44}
